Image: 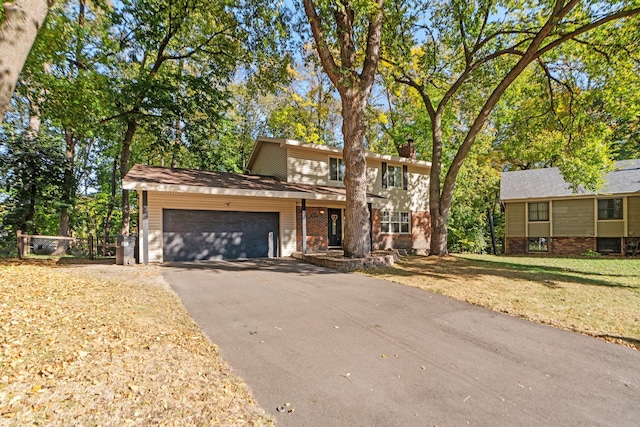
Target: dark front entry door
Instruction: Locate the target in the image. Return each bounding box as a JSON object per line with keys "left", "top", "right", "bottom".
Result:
{"left": 328, "top": 208, "right": 342, "bottom": 247}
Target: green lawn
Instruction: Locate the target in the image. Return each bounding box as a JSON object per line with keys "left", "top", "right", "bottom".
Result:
{"left": 362, "top": 254, "right": 640, "bottom": 349}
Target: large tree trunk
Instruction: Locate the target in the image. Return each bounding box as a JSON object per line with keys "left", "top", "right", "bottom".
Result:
{"left": 302, "top": 0, "right": 382, "bottom": 258}
{"left": 429, "top": 115, "right": 449, "bottom": 256}
{"left": 341, "top": 92, "right": 370, "bottom": 258}
{"left": 120, "top": 118, "right": 137, "bottom": 235}
{"left": 0, "top": 0, "right": 50, "bottom": 123}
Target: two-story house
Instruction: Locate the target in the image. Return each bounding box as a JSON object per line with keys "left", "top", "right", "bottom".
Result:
{"left": 123, "top": 137, "right": 431, "bottom": 263}
{"left": 501, "top": 159, "right": 640, "bottom": 255}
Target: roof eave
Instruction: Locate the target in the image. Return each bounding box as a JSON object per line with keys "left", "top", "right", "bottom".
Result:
{"left": 123, "top": 181, "right": 383, "bottom": 202}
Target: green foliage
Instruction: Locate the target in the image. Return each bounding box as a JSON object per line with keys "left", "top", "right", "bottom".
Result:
{"left": 0, "top": 128, "right": 65, "bottom": 236}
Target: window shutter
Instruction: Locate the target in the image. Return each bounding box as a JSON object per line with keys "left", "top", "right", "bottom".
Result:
{"left": 382, "top": 162, "right": 387, "bottom": 188}
{"left": 402, "top": 165, "right": 408, "bottom": 190}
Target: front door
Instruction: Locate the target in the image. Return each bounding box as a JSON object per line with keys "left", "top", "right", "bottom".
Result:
{"left": 328, "top": 208, "right": 342, "bottom": 247}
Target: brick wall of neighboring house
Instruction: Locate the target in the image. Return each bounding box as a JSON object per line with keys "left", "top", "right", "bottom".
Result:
{"left": 507, "top": 236, "right": 597, "bottom": 255}
{"left": 624, "top": 237, "right": 640, "bottom": 256}
{"left": 296, "top": 206, "right": 328, "bottom": 252}
{"left": 505, "top": 237, "right": 527, "bottom": 255}
{"left": 371, "top": 209, "right": 430, "bottom": 252}
{"left": 551, "top": 237, "right": 595, "bottom": 255}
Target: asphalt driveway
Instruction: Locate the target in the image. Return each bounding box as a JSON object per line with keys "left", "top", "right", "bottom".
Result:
{"left": 162, "top": 259, "right": 640, "bottom": 426}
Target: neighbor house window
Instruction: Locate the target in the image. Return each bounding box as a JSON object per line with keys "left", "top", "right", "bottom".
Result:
{"left": 528, "top": 237, "right": 548, "bottom": 252}
{"left": 597, "top": 237, "right": 622, "bottom": 254}
{"left": 528, "top": 202, "right": 549, "bottom": 221}
{"left": 329, "top": 157, "right": 345, "bottom": 181}
{"left": 598, "top": 198, "right": 623, "bottom": 220}
{"left": 381, "top": 211, "right": 410, "bottom": 234}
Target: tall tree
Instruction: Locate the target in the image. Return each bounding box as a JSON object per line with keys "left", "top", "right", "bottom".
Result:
{"left": 0, "top": 0, "right": 51, "bottom": 123}
{"left": 109, "top": 0, "right": 290, "bottom": 235}
{"left": 302, "top": 0, "right": 384, "bottom": 258}
{"left": 385, "top": 0, "right": 640, "bottom": 255}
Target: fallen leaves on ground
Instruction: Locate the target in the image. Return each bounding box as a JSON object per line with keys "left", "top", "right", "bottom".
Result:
{"left": 0, "top": 260, "right": 273, "bottom": 426}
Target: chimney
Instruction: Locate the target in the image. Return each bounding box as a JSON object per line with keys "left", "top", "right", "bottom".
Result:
{"left": 398, "top": 138, "right": 416, "bottom": 159}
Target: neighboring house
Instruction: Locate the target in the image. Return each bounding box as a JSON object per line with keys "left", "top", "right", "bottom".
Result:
{"left": 501, "top": 159, "right": 640, "bottom": 255}
{"left": 123, "top": 137, "right": 431, "bottom": 262}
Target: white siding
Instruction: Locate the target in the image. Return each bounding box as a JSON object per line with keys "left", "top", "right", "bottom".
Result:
{"left": 409, "top": 166, "right": 430, "bottom": 211}
{"left": 283, "top": 147, "right": 430, "bottom": 212}
{"left": 250, "top": 142, "right": 288, "bottom": 179}
{"left": 287, "top": 147, "right": 331, "bottom": 185}
{"left": 145, "top": 191, "right": 297, "bottom": 262}
{"left": 371, "top": 163, "right": 430, "bottom": 212}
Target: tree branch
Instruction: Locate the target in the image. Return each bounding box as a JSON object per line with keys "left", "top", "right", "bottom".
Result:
{"left": 360, "top": 0, "right": 384, "bottom": 91}
{"left": 334, "top": 1, "right": 356, "bottom": 71}
{"left": 302, "top": 0, "right": 343, "bottom": 87}
{"left": 536, "top": 7, "right": 640, "bottom": 59}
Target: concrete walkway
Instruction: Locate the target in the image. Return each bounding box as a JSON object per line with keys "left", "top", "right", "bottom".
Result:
{"left": 162, "top": 259, "right": 640, "bottom": 426}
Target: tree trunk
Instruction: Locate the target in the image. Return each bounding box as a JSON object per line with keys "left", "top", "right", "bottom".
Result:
{"left": 20, "top": 93, "right": 41, "bottom": 233}
{"left": 21, "top": 182, "right": 36, "bottom": 233}
{"left": 429, "top": 114, "right": 449, "bottom": 256}
{"left": 120, "top": 118, "right": 137, "bottom": 235}
{"left": 103, "top": 153, "right": 118, "bottom": 255}
{"left": 341, "top": 92, "right": 370, "bottom": 258}
{"left": 53, "top": 128, "right": 77, "bottom": 255}
{"left": 0, "top": 0, "right": 50, "bottom": 123}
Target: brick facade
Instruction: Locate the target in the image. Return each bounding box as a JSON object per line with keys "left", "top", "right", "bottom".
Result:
{"left": 371, "top": 209, "right": 430, "bottom": 252}
{"left": 296, "top": 207, "right": 431, "bottom": 253}
{"left": 551, "top": 237, "right": 595, "bottom": 255}
{"left": 505, "top": 237, "right": 527, "bottom": 255}
{"left": 505, "top": 237, "right": 596, "bottom": 255}
{"left": 296, "top": 206, "right": 329, "bottom": 252}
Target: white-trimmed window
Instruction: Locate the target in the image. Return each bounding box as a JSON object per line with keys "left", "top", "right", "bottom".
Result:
{"left": 329, "top": 157, "right": 345, "bottom": 181}
{"left": 382, "top": 162, "right": 408, "bottom": 190}
{"left": 387, "top": 165, "right": 403, "bottom": 188}
{"left": 381, "top": 211, "right": 410, "bottom": 233}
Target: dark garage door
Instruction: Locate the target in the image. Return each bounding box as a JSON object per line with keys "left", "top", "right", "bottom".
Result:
{"left": 163, "top": 209, "right": 279, "bottom": 261}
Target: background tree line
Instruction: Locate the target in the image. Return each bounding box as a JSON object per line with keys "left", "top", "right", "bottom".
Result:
{"left": 1, "top": 0, "right": 639, "bottom": 256}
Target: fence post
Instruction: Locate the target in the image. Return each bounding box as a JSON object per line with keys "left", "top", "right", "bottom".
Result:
{"left": 16, "top": 231, "right": 22, "bottom": 259}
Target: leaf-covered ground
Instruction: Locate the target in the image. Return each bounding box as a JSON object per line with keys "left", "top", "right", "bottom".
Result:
{"left": 0, "top": 259, "right": 272, "bottom": 426}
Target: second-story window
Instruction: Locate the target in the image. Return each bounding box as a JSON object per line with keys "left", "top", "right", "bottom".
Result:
{"left": 330, "top": 157, "right": 345, "bottom": 181}
{"left": 387, "top": 165, "right": 402, "bottom": 188}
{"left": 382, "top": 162, "right": 408, "bottom": 190}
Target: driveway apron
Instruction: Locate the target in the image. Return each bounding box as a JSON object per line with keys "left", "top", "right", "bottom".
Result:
{"left": 162, "top": 259, "right": 640, "bottom": 427}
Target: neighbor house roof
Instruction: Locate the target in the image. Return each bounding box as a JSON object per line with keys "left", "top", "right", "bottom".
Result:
{"left": 246, "top": 136, "right": 432, "bottom": 172}
{"left": 500, "top": 159, "right": 640, "bottom": 201}
{"left": 123, "top": 164, "right": 383, "bottom": 201}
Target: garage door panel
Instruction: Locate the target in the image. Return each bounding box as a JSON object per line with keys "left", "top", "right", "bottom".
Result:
{"left": 163, "top": 210, "right": 279, "bottom": 261}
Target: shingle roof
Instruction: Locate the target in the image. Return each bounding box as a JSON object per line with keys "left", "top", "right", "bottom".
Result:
{"left": 123, "top": 164, "right": 383, "bottom": 199}
{"left": 500, "top": 159, "right": 640, "bottom": 201}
